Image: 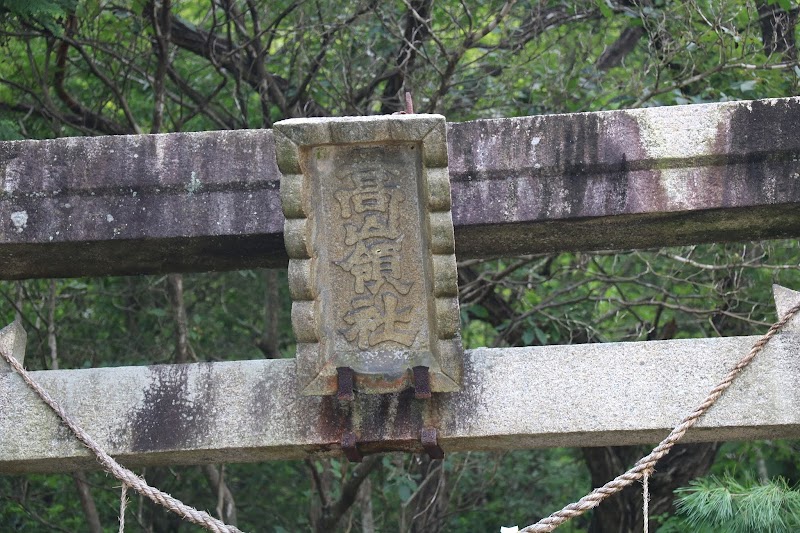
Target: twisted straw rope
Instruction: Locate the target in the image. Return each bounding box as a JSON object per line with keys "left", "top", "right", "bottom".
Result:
{"left": 4, "top": 300, "right": 798, "bottom": 532}
{"left": 521, "top": 301, "right": 800, "bottom": 532}
{"left": 642, "top": 473, "right": 649, "bottom": 533}
{"left": 119, "top": 484, "right": 128, "bottom": 533}
{"left": 0, "top": 346, "right": 243, "bottom": 533}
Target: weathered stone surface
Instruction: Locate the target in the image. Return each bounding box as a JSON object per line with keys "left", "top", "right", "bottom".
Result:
{"left": 773, "top": 284, "right": 800, "bottom": 332}
{"left": 275, "top": 115, "right": 461, "bottom": 395}
{"left": 0, "top": 321, "right": 25, "bottom": 371}
{"left": 0, "top": 130, "right": 283, "bottom": 278}
{"left": 2, "top": 327, "right": 799, "bottom": 473}
{"left": 447, "top": 97, "right": 800, "bottom": 257}
{"left": 2, "top": 97, "right": 800, "bottom": 279}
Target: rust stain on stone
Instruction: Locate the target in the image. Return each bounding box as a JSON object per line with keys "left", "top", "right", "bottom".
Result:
{"left": 360, "top": 388, "right": 419, "bottom": 441}
{"left": 314, "top": 395, "right": 351, "bottom": 443}
{"left": 298, "top": 386, "right": 443, "bottom": 456}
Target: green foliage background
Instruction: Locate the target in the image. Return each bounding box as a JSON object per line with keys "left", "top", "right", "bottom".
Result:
{"left": 1, "top": 0, "right": 799, "bottom": 531}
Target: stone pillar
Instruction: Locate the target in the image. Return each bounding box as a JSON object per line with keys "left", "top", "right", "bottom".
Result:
{"left": 0, "top": 321, "right": 26, "bottom": 371}
{"left": 274, "top": 115, "right": 462, "bottom": 396}
{"left": 773, "top": 284, "right": 800, "bottom": 333}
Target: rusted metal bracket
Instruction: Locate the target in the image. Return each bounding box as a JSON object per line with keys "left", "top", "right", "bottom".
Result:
{"left": 336, "top": 367, "right": 355, "bottom": 401}
{"left": 421, "top": 427, "right": 444, "bottom": 460}
{"left": 341, "top": 431, "right": 363, "bottom": 463}
{"left": 340, "top": 426, "right": 445, "bottom": 462}
{"left": 412, "top": 365, "right": 432, "bottom": 399}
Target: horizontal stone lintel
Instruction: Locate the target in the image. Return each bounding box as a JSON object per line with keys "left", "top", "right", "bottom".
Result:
{"left": 1, "top": 331, "right": 798, "bottom": 473}
{"left": 1, "top": 97, "right": 800, "bottom": 279}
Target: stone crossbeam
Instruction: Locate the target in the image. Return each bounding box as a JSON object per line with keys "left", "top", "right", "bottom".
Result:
{"left": 2, "top": 323, "right": 799, "bottom": 473}
{"left": 2, "top": 97, "right": 799, "bottom": 279}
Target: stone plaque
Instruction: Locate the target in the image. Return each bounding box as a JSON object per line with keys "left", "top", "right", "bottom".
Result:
{"left": 274, "top": 115, "right": 462, "bottom": 396}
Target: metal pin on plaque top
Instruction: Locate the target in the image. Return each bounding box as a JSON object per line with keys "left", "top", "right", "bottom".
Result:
{"left": 392, "top": 91, "right": 415, "bottom": 115}
{"left": 336, "top": 367, "right": 355, "bottom": 401}
{"left": 341, "top": 431, "right": 363, "bottom": 463}
{"left": 421, "top": 427, "right": 444, "bottom": 460}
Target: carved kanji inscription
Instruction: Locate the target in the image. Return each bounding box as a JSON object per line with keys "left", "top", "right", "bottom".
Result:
{"left": 275, "top": 115, "right": 462, "bottom": 396}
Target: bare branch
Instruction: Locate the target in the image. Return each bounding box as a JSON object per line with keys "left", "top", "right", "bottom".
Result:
{"left": 150, "top": 0, "right": 172, "bottom": 133}
{"left": 52, "top": 15, "right": 133, "bottom": 135}
{"left": 317, "top": 456, "right": 381, "bottom": 532}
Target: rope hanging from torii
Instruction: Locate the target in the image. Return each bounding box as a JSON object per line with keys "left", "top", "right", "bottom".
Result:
{"left": 521, "top": 301, "right": 800, "bottom": 532}
{"left": 0, "top": 345, "right": 243, "bottom": 533}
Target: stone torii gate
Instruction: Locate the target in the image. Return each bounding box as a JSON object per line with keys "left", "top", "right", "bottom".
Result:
{"left": 1, "top": 96, "right": 800, "bottom": 473}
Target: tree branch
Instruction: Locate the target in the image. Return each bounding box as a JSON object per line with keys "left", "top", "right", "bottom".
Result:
{"left": 317, "top": 456, "right": 381, "bottom": 532}
{"left": 379, "top": 0, "right": 432, "bottom": 113}
{"left": 167, "top": 274, "right": 191, "bottom": 364}
{"left": 203, "top": 464, "right": 238, "bottom": 526}
{"left": 53, "top": 15, "right": 132, "bottom": 135}
{"left": 757, "top": 1, "right": 798, "bottom": 61}
{"left": 596, "top": 25, "right": 645, "bottom": 71}
{"left": 73, "top": 472, "right": 103, "bottom": 533}
{"left": 150, "top": 0, "right": 172, "bottom": 133}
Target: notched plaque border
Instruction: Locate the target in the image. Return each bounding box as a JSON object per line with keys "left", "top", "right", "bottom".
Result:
{"left": 275, "top": 115, "right": 463, "bottom": 397}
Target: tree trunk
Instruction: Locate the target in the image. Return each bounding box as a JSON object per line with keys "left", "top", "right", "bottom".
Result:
{"left": 203, "top": 464, "right": 238, "bottom": 526}
{"left": 583, "top": 443, "right": 721, "bottom": 532}
{"left": 358, "top": 476, "right": 375, "bottom": 533}
{"left": 258, "top": 269, "right": 281, "bottom": 358}
{"left": 596, "top": 26, "right": 646, "bottom": 71}
{"left": 167, "top": 273, "right": 190, "bottom": 363}
{"left": 316, "top": 456, "right": 381, "bottom": 532}
{"left": 73, "top": 472, "right": 103, "bottom": 533}
{"left": 757, "top": 1, "right": 798, "bottom": 61}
